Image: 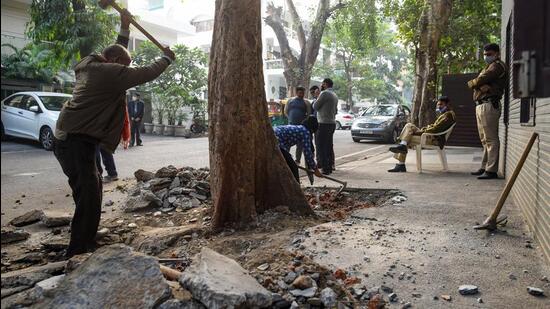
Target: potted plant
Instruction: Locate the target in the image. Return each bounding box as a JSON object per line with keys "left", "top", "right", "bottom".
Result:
{"left": 174, "top": 110, "right": 190, "bottom": 137}
{"left": 152, "top": 94, "right": 166, "bottom": 135}
{"left": 143, "top": 123, "right": 154, "bottom": 134}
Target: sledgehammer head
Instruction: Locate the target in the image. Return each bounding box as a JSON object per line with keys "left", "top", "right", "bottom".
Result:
{"left": 98, "top": 0, "right": 114, "bottom": 9}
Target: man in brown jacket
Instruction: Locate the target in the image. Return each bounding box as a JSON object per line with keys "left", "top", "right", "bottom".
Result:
{"left": 467, "top": 43, "right": 506, "bottom": 180}
{"left": 54, "top": 11, "right": 175, "bottom": 257}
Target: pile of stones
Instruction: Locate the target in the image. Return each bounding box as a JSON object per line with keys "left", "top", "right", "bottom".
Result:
{"left": 124, "top": 166, "right": 211, "bottom": 213}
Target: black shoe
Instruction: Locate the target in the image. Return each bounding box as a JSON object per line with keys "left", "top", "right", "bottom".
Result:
{"left": 129, "top": 143, "right": 134, "bottom": 147}
{"left": 471, "top": 168, "right": 485, "bottom": 176}
{"left": 477, "top": 172, "right": 498, "bottom": 179}
{"left": 322, "top": 170, "right": 332, "bottom": 175}
{"left": 388, "top": 164, "right": 407, "bottom": 173}
{"left": 137, "top": 142, "right": 143, "bottom": 146}
{"left": 389, "top": 144, "right": 408, "bottom": 154}
{"left": 103, "top": 175, "right": 119, "bottom": 183}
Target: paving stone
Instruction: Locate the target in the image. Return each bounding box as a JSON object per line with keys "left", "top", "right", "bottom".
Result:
{"left": 180, "top": 247, "right": 272, "bottom": 308}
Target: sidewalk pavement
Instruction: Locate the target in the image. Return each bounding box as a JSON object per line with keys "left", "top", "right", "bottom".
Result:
{"left": 304, "top": 146, "right": 549, "bottom": 308}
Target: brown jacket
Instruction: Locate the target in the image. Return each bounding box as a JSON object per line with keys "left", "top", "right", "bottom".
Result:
{"left": 56, "top": 36, "right": 170, "bottom": 153}
{"left": 467, "top": 59, "right": 507, "bottom": 102}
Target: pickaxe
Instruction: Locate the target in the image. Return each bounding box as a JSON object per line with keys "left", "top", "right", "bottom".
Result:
{"left": 297, "top": 165, "right": 347, "bottom": 197}
{"left": 98, "top": 0, "right": 167, "bottom": 52}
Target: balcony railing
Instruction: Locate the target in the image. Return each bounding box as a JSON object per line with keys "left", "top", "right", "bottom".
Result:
{"left": 264, "top": 59, "right": 283, "bottom": 70}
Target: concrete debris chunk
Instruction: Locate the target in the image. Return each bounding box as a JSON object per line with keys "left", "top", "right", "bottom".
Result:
{"left": 180, "top": 247, "right": 272, "bottom": 308}
{"left": 527, "top": 287, "right": 544, "bottom": 296}
{"left": 35, "top": 244, "right": 171, "bottom": 308}
{"left": 41, "top": 211, "right": 72, "bottom": 227}
{"left": 289, "top": 287, "right": 317, "bottom": 297}
{"left": 134, "top": 169, "right": 155, "bottom": 182}
{"left": 9, "top": 209, "right": 44, "bottom": 227}
{"left": 1, "top": 226, "right": 30, "bottom": 244}
{"left": 320, "top": 287, "right": 338, "bottom": 307}
{"left": 155, "top": 165, "right": 179, "bottom": 178}
{"left": 458, "top": 284, "right": 479, "bottom": 295}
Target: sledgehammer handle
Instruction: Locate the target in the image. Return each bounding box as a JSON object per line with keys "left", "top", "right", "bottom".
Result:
{"left": 488, "top": 132, "right": 538, "bottom": 222}
{"left": 108, "top": 1, "right": 167, "bottom": 51}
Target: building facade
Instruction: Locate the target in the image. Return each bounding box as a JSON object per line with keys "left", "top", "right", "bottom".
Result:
{"left": 500, "top": 0, "right": 550, "bottom": 262}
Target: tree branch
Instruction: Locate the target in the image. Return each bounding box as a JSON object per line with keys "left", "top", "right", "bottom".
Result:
{"left": 265, "top": 2, "right": 299, "bottom": 72}
{"left": 304, "top": 0, "right": 343, "bottom": 70}
{"left": 285, "top": 0, "right": 306, "bottom": 52}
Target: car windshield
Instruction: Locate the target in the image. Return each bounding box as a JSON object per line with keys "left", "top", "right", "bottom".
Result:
{"left": 362, "top": 106, "right": 396, "bottom": 116}
{"left": 39, "top": 96, "right": 71, "bottom": 111}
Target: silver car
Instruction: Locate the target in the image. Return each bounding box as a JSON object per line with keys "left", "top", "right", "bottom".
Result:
{"left": 351, "top": 104, "right": 410, "bottom": 143}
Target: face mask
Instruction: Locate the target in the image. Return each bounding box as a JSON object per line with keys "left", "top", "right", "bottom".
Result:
{"left": 436, "top": 106, "right": 447, "bottom": 113}
{"left": 484, "top": 55, "right": 496, "bottom": 64}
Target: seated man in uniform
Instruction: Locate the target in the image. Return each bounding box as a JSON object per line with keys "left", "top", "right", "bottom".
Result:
{"left": 387, "top": 96, "right": 456, "bottom": 172}
{"left": 274, "top": 116, "right": 322, "bottom": 181}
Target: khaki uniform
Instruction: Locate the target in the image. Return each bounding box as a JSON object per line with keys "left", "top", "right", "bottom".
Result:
{"left": 394, "top": 110, "right": 456, "bottom": 162}
{"left": 467, "top": 59, "right": 507, "bottom": 173}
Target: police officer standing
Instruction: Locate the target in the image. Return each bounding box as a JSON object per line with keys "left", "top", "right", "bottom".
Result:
{"left": 467, "top": 43, "right": 507, "bottom": 180}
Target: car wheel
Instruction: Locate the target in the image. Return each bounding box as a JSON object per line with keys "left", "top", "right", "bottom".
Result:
{"left": 1, "top": 122, "right": 5, "bottom": 141}
{"left": 40, "top": 127, "right": 54, "bottom": 151}
{"left": 353, "top": 137, "right": 361, "bottom": 143}
{"left": 336, "top": 121, "right": 342, "bottom": 130}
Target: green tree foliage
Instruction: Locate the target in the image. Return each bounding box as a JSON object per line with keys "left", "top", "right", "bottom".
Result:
{"left": 439, "top": 0, "right": 501, "bottom": 73}
{"left": 26, "top": 0, "right": 118, "bottom": 70}
{"left": 317, "top": 2, "right": 409, "bottom": 106}
{"left": 132, "top": 42, "right": 208, "bottom": 125}
{"left": 383, "top": 0, "right": 501, "bottom": 74}
{"left": 1, "top": 43, "right": 56, "bottom": 82}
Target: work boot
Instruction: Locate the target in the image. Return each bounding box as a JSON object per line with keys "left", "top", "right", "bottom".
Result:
{"left": 471, "top": 168, "right": 485, "bottom": 176}
{"left": 389, "top": 144, "right": 408, "bottom": 154}
{"left": 388, "top": 164, "right": 407, "bottom": 173}
{"left": 477, "top": 171, "right": 498, "bottom": 179}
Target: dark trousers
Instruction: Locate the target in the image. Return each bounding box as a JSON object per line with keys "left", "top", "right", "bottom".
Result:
{"left": 315, "top": 123, "right": 336, "bottom": 173}
{"left": 280, "top": 147, "right": 299, "bottom": 182}
{"left": 95, "top": 147, "right": 117, "bottom": 177}
{"left": 131, "top": 120, "right": 142, "bottom": 145}
{"left": 295, "top": 144, "right": 303, "bottom": 163}
{"left": 54, "top": 136, "right": 102, "bottom": 257}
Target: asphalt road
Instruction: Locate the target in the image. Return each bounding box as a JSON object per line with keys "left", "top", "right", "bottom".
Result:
{"left": 1, "top": 130, "right": 389, "bottom": 221}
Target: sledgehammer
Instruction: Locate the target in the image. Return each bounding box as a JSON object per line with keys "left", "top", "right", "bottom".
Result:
{"left": 297, "top": 165, "right": 347, "bottom": 196}
{"left": 98, "top": 0, "right": 167, "bottom": 52}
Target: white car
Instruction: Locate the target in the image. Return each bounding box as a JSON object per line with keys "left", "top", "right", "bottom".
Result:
{"left": 335, "top": 110, "right": 355, "bottom": 130}
{"left": 1, "top": 92, "right": 72, "bottom": 150}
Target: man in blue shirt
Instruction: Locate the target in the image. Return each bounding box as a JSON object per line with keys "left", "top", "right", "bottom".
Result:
{"left": 275, "top": 116, "right": 322, "bottom": 182}
{"left": 284, "top": 86, "right": 312, "bottom": 165}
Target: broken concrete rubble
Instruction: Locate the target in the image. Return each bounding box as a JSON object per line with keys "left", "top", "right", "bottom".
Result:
{"left": 35, "top": 244, "right": 171, "bottom": 308}
{"left": 40, "top": 211, "right": 72, "bottom": 227}
{"left": 131, "top": 225, "right": 199, "bottom": 255}
{"left": 180, "top": 247, "right": 272, "bottom": 308}
{"left": 1, "top": 226, "right": 30, "bottom": 244}
{"left": 9, "top": 209, "right": 43, "bottom": 227}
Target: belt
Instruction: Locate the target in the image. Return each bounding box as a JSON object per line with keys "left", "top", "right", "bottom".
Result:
{"left": 476, "top": 97, "right": 499, "bottom": 106}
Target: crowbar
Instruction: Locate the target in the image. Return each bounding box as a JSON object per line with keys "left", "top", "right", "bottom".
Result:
{"left": 297, "top": 165, "right": 347, "bottom": 196}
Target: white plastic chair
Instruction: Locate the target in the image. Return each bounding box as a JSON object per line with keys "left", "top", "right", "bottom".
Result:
{"left": 414, "top": 123, "right": 456, "bottom": 173}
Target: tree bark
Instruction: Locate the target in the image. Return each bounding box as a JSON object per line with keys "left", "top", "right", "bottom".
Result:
{"left": 411, "top": 0, "right": 452, "bottom": 127}
{"left": 265, "top": 0, "right": 344, "bottom": 97}
{"left": 209, "top": 0, "right": 313, "bottom": 230}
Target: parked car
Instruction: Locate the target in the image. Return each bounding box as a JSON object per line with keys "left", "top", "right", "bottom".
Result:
{"left": 1, "top": 92, "right": 72, "bottom": 150}
{"left": 335, "top": 110, "right": 354, "bottom": 130}
{"left": 351, "top": 104, "right": 410, "bottom": 143}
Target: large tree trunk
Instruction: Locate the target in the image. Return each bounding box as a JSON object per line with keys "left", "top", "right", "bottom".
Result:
{"left": 265, "top": 0, "right": 343, "bottom": 97}
{"left": 411, "top": 0, "right": 452, "bottom": 127}
{"left": 209, "top": 0, "right": 313, "bottom": 230}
